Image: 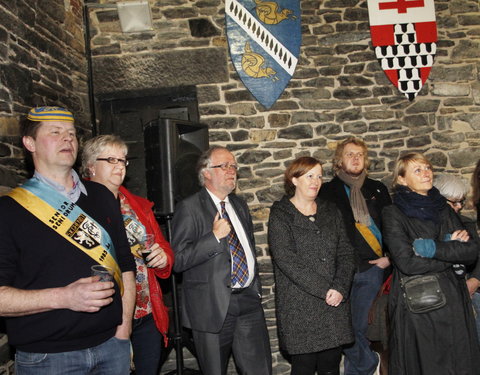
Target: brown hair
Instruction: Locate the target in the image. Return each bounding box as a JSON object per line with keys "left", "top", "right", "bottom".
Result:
{"left": 472, "top": 159, "right": 480, "bottom": 206}
{"left": 332, "top": 136, "right": 370, "bottom": 174}
{"left": 21, "top": 118, "right": 44, "bottom": 139}
{"left": 392, "top": 152, "right": 432, "bottom": 189}
{"left": 284, "top": 156, "right": 322, "bottom": 197}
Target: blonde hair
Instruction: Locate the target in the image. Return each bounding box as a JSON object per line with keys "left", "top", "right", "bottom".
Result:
{"left": 332, "top": 136, "right": 370, "bottom": 174}
{"left": 80, "top": 134, "right": 128, "bottom": 178}
{"left": 392, "top": 152, "right": 432, "bottom": 189}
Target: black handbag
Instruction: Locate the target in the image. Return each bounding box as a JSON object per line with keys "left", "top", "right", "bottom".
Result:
{"left": 401, "top": 274, "right": 446, "bottom": 313}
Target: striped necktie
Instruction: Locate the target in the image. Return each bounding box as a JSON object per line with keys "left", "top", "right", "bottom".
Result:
{"left": 220, "top": 201, "right": 249, "bottom": 287}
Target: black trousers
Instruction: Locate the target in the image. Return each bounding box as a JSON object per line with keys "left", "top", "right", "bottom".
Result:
{"left": 290, "top": 346, "right": 342, "bottom": 375}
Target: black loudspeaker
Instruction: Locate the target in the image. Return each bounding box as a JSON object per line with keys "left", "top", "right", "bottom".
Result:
{"left": 144, "top": 118, "right": 209, "bottom": 216}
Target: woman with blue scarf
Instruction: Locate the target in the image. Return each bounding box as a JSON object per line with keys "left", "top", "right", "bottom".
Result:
{"left": 382, "top": 152, "right": 480, "bottom": 375}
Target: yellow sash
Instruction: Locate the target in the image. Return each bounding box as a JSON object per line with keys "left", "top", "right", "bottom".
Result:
{"left": 355, "top": 222, "right": 383, "bottom": 257}
{"left": 8, "top": 187, "right": 124, "bottom": 294}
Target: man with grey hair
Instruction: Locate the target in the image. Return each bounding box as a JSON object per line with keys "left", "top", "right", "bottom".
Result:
{"left": 171, "top": 146, "right": 272, "bottom": 375}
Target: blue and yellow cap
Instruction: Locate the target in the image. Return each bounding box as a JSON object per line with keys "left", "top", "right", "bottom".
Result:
{"left": 27, "top": 106, "right": 74, "bottom": 122}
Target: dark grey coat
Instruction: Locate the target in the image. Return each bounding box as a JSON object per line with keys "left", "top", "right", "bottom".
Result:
{"left": 383, "top": 204, "right": 480, "bottom": 375}
{"left": 268, "top": 196, "right": 355, "bottom": 354}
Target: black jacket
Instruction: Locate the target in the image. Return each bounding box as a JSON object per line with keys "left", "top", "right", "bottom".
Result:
{"left": 319, "top": 176, "right": 392, "bottom": 271}
{"left": 383, "top": 204, "right": 480, "bottom": 375}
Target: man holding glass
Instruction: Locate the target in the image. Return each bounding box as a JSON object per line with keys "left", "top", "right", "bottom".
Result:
{"left": 0, "top": 107, "right": 135, "bottom": 374}
{"left": 171, "top": 146, "right": 272, "bottom": 375}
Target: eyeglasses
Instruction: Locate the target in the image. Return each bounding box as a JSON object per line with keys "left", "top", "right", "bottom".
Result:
{"left": 96, "top": 157, "right": 129, "bottom": 166}
{"left": 447, "top": 199, "right": 465, "bottom": 207}
{"left": 345, "top": 152, "right": 364, "bottom": 159}
{"left": 209, "top": 162, "right": 238, "bottom": 171}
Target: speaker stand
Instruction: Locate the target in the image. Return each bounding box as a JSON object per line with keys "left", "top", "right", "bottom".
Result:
{"left": 162, "top": 214, "right": 202, "bottom": 375}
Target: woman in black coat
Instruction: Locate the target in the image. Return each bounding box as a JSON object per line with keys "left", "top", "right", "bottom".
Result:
{"left": 268, "top": 156, "right": 355, "bottom": 375}
{"left": 382, "top": 152, "right": 480, "bottom": 375}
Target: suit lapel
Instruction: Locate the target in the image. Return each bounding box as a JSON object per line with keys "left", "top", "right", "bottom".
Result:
{"left": 199, "top": 187, "right": 219, "bottom": 218}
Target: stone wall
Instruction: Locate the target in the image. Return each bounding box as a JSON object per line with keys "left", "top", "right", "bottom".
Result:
{"left": 0, "top": 0, "right": 479, "bottom": 374}
{"left": 0, "top": 0, "right": 90, "bottom": 194}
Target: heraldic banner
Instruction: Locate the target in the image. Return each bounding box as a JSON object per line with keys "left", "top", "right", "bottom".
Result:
{"left": 367, "top": 0, "right": 437, "bottom": 100}
{"left": 225, "top": 0, "right": 301, "bottom": 109}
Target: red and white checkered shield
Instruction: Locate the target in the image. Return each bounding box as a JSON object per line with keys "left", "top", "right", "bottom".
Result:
{"left": 367, "top": 0, "right": 437, "bottom": 100}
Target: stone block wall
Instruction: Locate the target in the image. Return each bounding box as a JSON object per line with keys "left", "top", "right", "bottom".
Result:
{"left": 0, "top": 0, "right": 90, "bottom": 194}
{"left": 0, "top": 0, "right": 478, "bottom": 374}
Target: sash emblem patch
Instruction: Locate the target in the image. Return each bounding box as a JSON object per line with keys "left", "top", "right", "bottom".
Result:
{"left": 67, "top": 214, "right": 101, "bottom": 250}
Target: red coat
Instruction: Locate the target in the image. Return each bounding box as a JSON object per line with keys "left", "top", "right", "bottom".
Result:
{"left": 119, "top": 186, "right": 174, "bottom": 346}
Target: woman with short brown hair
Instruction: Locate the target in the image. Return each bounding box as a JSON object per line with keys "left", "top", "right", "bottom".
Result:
{"left": 268, "top": 156, "right": 355, "bottom": 375}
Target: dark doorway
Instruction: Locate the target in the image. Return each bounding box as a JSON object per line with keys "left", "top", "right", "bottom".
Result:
{"left": 96, "top": 86, "right": 200, "bottom": 198}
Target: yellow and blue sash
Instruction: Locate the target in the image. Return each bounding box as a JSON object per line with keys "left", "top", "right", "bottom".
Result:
{"left": 8, "top": 179, "right": 124, "bottom": 294}
{"left": 345, "top": 185, "right": 383, "bottom": 258}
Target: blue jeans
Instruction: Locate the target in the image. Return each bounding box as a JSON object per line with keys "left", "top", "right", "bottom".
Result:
{"left": 15, "top": 336, "right": 130, "bottom": 375}
{"left": 131, "top": 313, "right": 164, "bottom": 375}
{"left": 472, "top": 292, "right": 480, "bottom": 344}
{"left": 343, "top": 266, "right": 384, "bottom": 375}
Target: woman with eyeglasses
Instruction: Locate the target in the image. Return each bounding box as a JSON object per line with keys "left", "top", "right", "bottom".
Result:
{"left": 268, "top": 156, "right": 355, "bottom": 375}
{"left": 81, "top": 135, "right": 174, "bottom": 375}
{"left": 434, "top": 174, "right": 480, "bottom": 343}
{"left": 382, "top": 153, "right": 480, "bottom": 375}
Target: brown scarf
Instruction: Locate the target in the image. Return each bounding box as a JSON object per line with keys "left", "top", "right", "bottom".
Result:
{"left": 337, "top": 169, "right": 371, "bottom": 226}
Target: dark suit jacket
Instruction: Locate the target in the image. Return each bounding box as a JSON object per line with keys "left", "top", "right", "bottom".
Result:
{"left": 319, "top": 176, "right": 392, "bottom": 272}
{"left": 171, "top": 187, "right": 261, "bottom": 333}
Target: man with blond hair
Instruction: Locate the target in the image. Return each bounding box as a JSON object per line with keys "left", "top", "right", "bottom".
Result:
{"left": 320, "top": 137, "right": 391, "bottom": 375}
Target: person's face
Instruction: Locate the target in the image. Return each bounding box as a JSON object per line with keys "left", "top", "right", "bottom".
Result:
{"left": 292, "top": 164, "right": 323, "bottom": 201}
{"left": 397, "top": 161, "right": 433, "bottom": 196}
{"left": 446, "top": 197, "right": 465, "bottom": 213}
{"left": 89, "top": 145, "right": 127, "bottom": 194}
{"left": 340, "top": 143, "right": 365, "bottom": 176}
{"left": 23, "top": 121, "right": 78, "bottom": 171}
{"left": 203, "top": 149, "right": 237, "bottom": 199}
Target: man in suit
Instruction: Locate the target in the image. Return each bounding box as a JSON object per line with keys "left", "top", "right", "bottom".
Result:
{"left": 319, "top": 137, "right": 391, "bottom": 375}
{"left": 171, "top": 146, "right": 272, "bottom": 375}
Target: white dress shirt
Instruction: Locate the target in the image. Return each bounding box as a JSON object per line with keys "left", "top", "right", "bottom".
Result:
{"left": 206, "top": 189, "right": 255, "bottom": 288}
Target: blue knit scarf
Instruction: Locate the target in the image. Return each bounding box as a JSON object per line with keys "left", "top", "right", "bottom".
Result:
{"left": 393, "top": 185, "right": 446, "bottom": 224}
